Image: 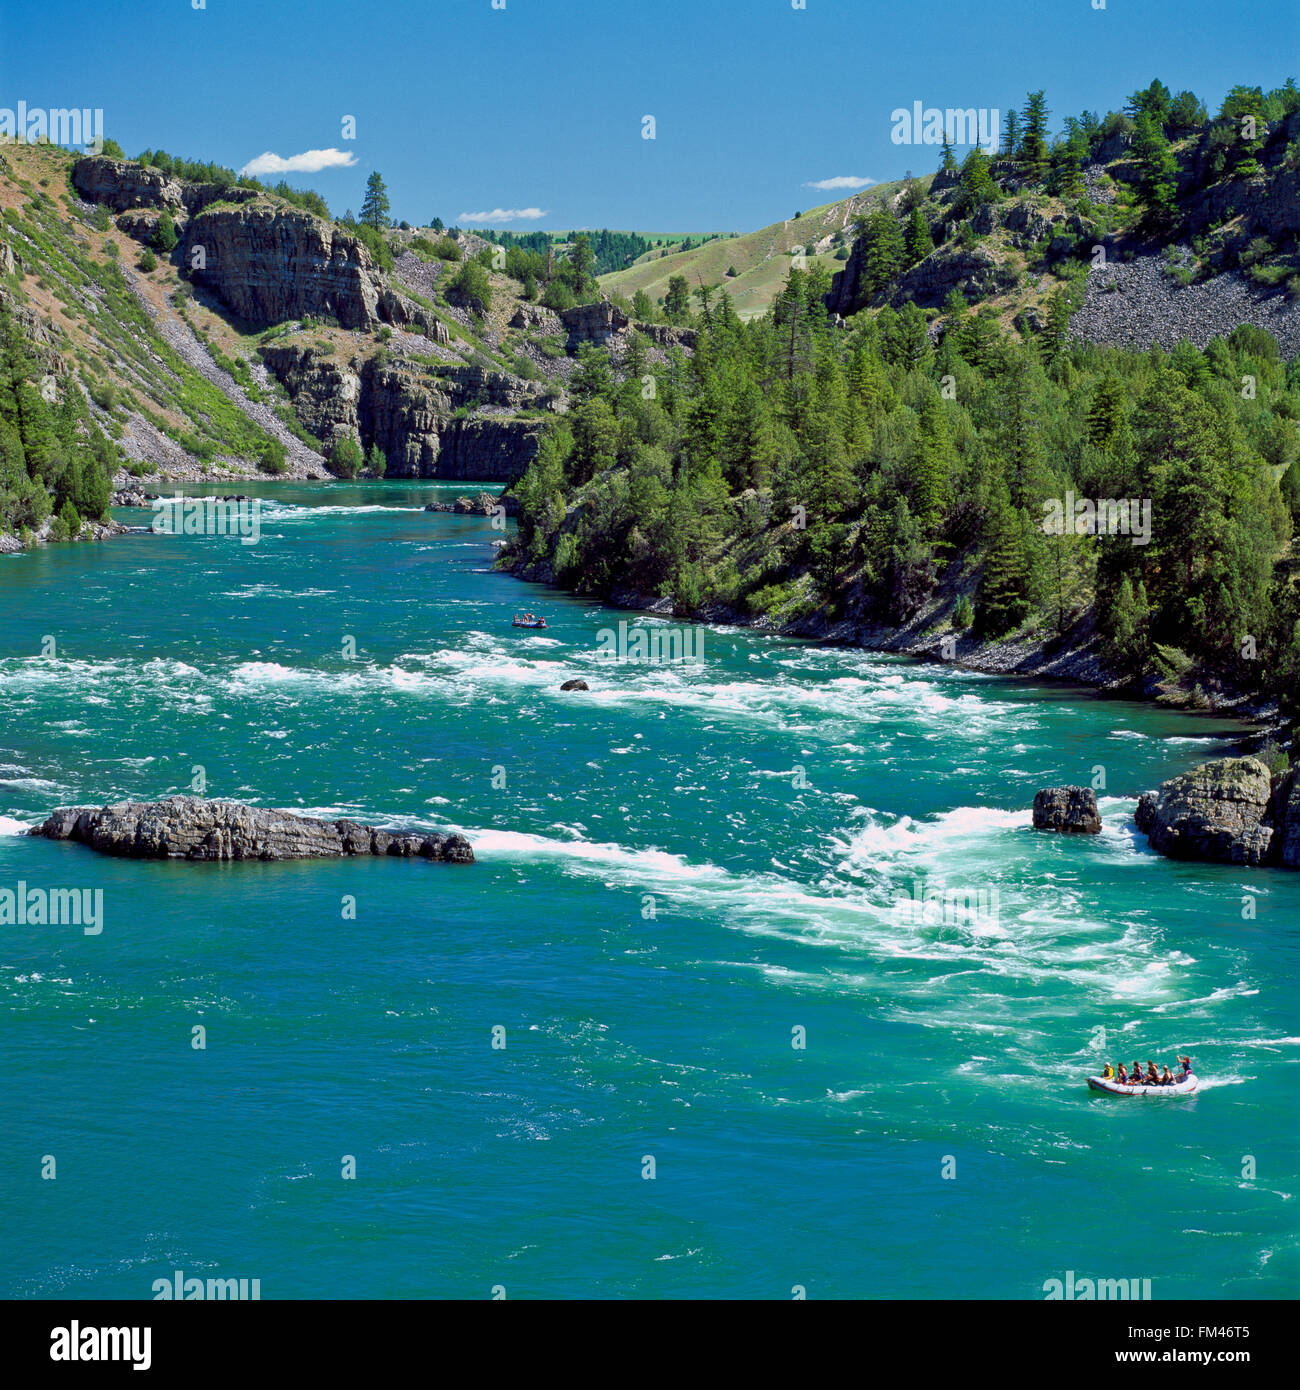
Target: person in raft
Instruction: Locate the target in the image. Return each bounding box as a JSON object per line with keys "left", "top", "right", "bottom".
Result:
{"left": 1108, "top": 1057, "right": 1192, "bottom": 1085}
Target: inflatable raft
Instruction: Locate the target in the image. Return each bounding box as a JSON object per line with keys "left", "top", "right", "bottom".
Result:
{"left": 1088, "top": 1073, "right": 1198, "bottom": 1096}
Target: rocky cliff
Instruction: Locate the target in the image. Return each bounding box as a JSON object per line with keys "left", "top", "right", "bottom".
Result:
{"left": 825, "top": 194, "right": 1078, "bottom": 317}
{"left": 434, "top": 415, "right": 547, "bottom": 480}
{"left": 260, "top": 344, "right": 548, "bottom": 480}
{"left": 185, "top": 204, "right": 383, "bottom": 331}
{"left": 73, "top": 156, "right": 262, "bottom": 216}
{"left": 362, "top": 360, "right": 547, "bottom": 479}
{"left": 559, "top": 299, "right": 697, "bottom": 353}
{"left": 74, "top": 157, "right": 389, "bottom": 332}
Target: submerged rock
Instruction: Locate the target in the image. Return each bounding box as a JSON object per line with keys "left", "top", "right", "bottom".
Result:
{"left": 1032, "top": 786, "right": 1102, "bottom": 834}
{"left": 31, "top": 796, "right": 473, "bottom": 864}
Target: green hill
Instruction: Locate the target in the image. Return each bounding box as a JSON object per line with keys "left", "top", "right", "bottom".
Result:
{"left": 599, "top": 181, "right": 914, "bottom": 319}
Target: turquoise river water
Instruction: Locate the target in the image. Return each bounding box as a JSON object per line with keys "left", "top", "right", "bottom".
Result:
{"left": 0, "top": 480, "right": 1296, "bottom": 1298}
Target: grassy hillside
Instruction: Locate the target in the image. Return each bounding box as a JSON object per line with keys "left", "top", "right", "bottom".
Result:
{"left": 0, "top": 142, "right": 298, "bottom": 486}
{"left": 599, "top": 180, "right": 913, "bottom": 319}
{"left": 0, "top": 142, "right": 573, "bottom": 515}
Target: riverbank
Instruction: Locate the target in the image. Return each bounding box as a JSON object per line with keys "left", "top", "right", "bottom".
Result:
{"left": 0, "top": 514, "right": 129, "bottom": 555}
{"left": 7, "top": 475, "right": 1285, "bottom": 744}
{"left": 502, "top": 557, "right": 1286, "bottom": 742}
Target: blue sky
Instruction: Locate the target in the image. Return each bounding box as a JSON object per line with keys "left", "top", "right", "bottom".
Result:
{"left": 2, "top": 0, "right": 1296, "bottom": 231}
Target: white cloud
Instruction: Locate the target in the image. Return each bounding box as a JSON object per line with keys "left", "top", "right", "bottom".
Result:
{"left": 457, "top": 207, "right": 547, "bottom": 223}
{"left": 802, "top": 175, "right": 876, "bottom": 191}
{"left": 238, "top": 148, "right": 358, "bottom": 177}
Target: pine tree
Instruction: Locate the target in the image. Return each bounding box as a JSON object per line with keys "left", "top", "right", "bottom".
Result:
{"left": 943, "top": 287, "right": 970, "bottom": 332}
{"left": 1020, "top": 91, "right": 1050, "bottom": 180}
{"left": 719, "top": 377, "right": 776, "bottom": 491}
{"left": 861, "top": 209, "right": 906, "bottom": 297}
{"left": 569, "top": 233, "right": 596, "bottom": 297}
{"left": 1001, "top": 109, "right": 1021, "bottom": 165}
{"left": 1087, "top": 375, "right": 1129, "bottom": 452}
{"left": 998, "top": 355, "right": 1051, "bottom": 508}
{"left": 954, "top": 146, "right": 997, "bottom": 215}
{"left": 1131, "top": 114, "right": 1180, "bottom": 226}
{"left": 956, "top": 307, "right": 1001, "bottom": 372}
{"left": 773, "top": 272, "right": 812, "bottom": 381}
{"left": 664, "top": 274, "right": 691, "bottom": 323}
{"left": 1105, "top": 575, "right": 1152, "bottom": 674}
{"left": 1048, "top": 120, "right": 1088, "bottom": 199}
{"left": 1125, "top": 79, "right": 1173, "bottom": 128}
{"left": 909, "top": 395, "right": 955, "bottom": 532}
{"left": 882, "top": 301, "right": 931, "bottom": 371}
{"left": 1039, "top": 289, "right": 1073, "bottom": 361}
{"left": 360, "top": 172, "right": 391, "bottom": 232}
{"left": 847, "top": 343, "right": 895, "bottom": 425}
{"left": 903, "top": 207, "right": 934, "bottom": 266}
{"left": 976, "top": 491, "right": 1033, "bottom": 637}
{"left": 154, "top": 210, "right": 178, "bottom": 253}
{"left": 1167, "top": 90, "right": 1207, "bottom": 136}
{"left": 327, "top": 435, "right": 363, "bottom": 478}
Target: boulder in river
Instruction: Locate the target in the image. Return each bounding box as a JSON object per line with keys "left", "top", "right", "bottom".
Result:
{"left": 559, "top": 679, "right": 589, "bottom": 691}
{"left": 428, "top": 486, "right": 508, "bottom": 514}
{"left": 1134, "top": 756, "right": 1281, "bottom": 866}
{"left": 1032, "top": 786, "right": 1102, "bottom": 834}
{"left": 31, "top": 796, "right": 474, "bottom": 864}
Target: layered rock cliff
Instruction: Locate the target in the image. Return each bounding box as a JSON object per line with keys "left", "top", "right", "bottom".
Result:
{"left": 186, "top": 204, "right": 384, "bottom": 331}
{"left": 260, "top": 344, "right": 549, "bottom": 480}
{"left": 66, "top": 156, "right": 559, "bottom": 480}
{"left": 74, "top": 156, "right": 393, "bottom": 333}
{"left": 72, "top": 156, "right": 261, "bottom": 216}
